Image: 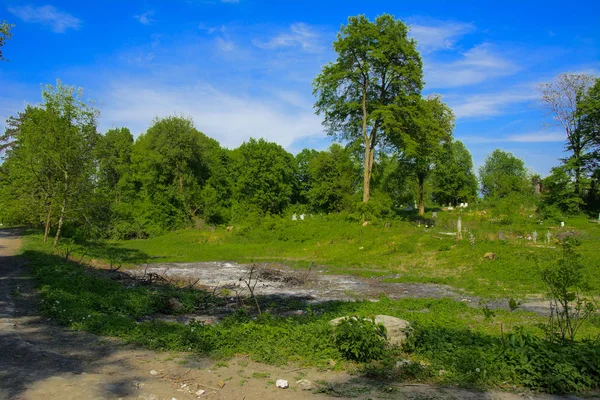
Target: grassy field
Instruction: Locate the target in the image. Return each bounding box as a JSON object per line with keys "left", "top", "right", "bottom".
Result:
{"left": 20, "top": 232, "right": 600, "bottom": 394}
{"left": 87, "top": 210, "right": 600, "bottom": 299}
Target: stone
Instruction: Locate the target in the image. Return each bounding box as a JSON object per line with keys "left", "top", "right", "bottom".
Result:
{"left": 330, "top": 315, "right": 411, "bottom": 346}
{"left": 362, "top": 220, "right": 370, "bottom": 227}
{"left": 484, "top": 252, "right": 495, "bottom": 260}
{"left": 149, "top": 370, "right": 158, "bottom": 376}
{"left": 296, "top": 379, "right": 318, "bottom": 391}
{"left": 395, "top": 359, "right": 414, "bottom": 368}
{"left": 226, "top": 225, "right": 234, "bottom": 232}
{"left": 276, "top": 379, "right": 289, "bottom": 389}
{"left": 167, "top": 298, "right": 184, "bottom": 313}
{"left": 195, "top": 390, "right": 206, "bottom": 397}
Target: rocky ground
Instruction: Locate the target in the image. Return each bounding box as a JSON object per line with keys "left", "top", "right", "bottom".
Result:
{"left": 128, "top": 261, "right": 550, "bottom": 316}
{"left": 0, "top": 229, "right": 594, "bottom": 400}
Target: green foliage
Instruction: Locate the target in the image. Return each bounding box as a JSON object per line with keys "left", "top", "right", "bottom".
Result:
{"left": 431, "top": 140, "right": 478, "bottom": 206}
{"left": 391, "top": 95, "right": 455, "bottom": 215}
{"left": 479, "top": 149, "right": 530, "bottom": 199}
{"left": 0, "top": 20, "right": 14, "bottom": 61}
{"left": 541, "top": 238, "right": 596, "bottom": 343}
{"left": 306, "top": 144, "right": 357, "bottom": 213}
{"left": 313, "top": 14, "right": 423, "bottom": 203}
{"left": 231, "top": 138, "right": 297, "bottom": 216}
{"left": 0, "top": 80, "right": 99, "bottom": 244}
{"left": 542, "top": 165, "right": 584, "bottom": 214}
{"left": 332, "top": 317, "right": 387, "bottom": 362}
{"left": 21, "top": 233, "right": 600, "bottom": 393}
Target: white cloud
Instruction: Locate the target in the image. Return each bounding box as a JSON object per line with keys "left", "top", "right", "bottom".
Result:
{"left": 253, "top": 23, "right": 323, "bottom": 53}
{"left": 8, "top": 5, "right": 80, "bottom": 33}
{"left": 216, "top": 37, "right": 235, "bottom": 52}
{"left": 99, "top": 81, "right": 323, "bottom": 150}
{"left": 452, "top": 91, "right": 536, "bottom": 119}
{"left": 451, "top": 89, "right": 537, "bottom": 119}
{"left": 134, "top": 10, "right": 155, "bottom": 25}
{"left": 425, "top": 43, "right": 519, "bottom": 88}
{"left": 461, "top": 130, "right": 564, "bottom": 144}
{"left": 410, "top": 21, "right": 474, "bottom": 52}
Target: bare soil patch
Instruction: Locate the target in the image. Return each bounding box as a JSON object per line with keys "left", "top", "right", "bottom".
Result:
{"left": 128, "top": 261, "right": 550, "bottom": 315}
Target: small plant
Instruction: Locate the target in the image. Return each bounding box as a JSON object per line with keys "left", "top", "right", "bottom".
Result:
{"left": 240, "top": 264, "right": 262, "bottom": 315}
{"left": 508, "top": 298, "right": 521, "bottom": 312}
{"left": 332, "top": 316, "right": 387, "bottom": 362}
{"left": 479, "top": 301, "right": 496, "bottom": 320}
{"left": 541, "top": 238, "right": 596, "bottom": 343}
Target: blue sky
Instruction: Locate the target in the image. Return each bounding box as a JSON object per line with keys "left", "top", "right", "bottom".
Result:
{"left": 1, "top": 0, "right": 599, "bottom": 175}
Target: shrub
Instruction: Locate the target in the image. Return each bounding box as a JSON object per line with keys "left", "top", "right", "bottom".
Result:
{"left": 332, "top": 316, "right": 387, "bottom": 362}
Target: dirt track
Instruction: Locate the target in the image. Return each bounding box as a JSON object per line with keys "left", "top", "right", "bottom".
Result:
{"left": 0, "top": 229, "right": 595, "bottom": 400}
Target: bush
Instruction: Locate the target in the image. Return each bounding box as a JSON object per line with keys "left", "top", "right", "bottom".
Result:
{"left": 332, "top": 316, "right": 387, "bottom": 362}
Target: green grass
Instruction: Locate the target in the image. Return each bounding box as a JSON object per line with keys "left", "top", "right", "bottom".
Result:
{"left": 20, "top": 233, "right": 600, "bottom": 394}
{"left": 78, "top": 211, "right": 600, "bottom": 299}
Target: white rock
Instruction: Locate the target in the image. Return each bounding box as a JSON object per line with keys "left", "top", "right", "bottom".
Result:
{"left": 330, "top": 315, "right": 411, "bottom": 346}
{"left": 195, "top": 389, "right": 206, "bottom": 396}
{"left": 149, "top": 370, "right": 158, "bottom": 376}
{"left": 275, "top": 379, "right": 289, "bottom": 389}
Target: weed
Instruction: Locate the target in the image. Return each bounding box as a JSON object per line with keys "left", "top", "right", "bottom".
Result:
{"left": 332, "top": 316, "right": 387, "bottom": 362}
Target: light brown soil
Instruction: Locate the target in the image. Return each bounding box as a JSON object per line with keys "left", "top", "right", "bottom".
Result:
{"left": 0, "top": 229, "right": 595, "bottom": 400}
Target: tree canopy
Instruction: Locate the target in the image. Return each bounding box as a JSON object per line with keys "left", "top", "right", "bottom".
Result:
{"left": 479, "top": 149, "right": 530, "bottom": 199}
{"left": 313, "top": 14, "right": 423, "bottom": 204}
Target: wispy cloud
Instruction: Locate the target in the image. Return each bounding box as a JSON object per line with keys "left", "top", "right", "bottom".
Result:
{"left": 410, "top": 21, "right": 474, "bottom": 52}
{"left": 451, "top": 89, "right": 536, "bottom": 118}
{"left": 216, "top": 37, "right": 235, "bottom": 52}
{"left": 100, "top": 80, "right": 323, "bottom": 150}
{"left": 8, "top": 4, "right": 80, "bottom": 33}
{"left": 461, "top": 130, "right": 564, "bottom": 144}
{"left": 134, "top": 10, "right": 155, "bottom": 25}
{"left": 221, "top": 0, "right": 240, "bottom": 3}
{"left": 426, "top": 43, "right": 519, "bottom": 88}
{"left": 253, "top": 23, "right": 323, "bottom": 53}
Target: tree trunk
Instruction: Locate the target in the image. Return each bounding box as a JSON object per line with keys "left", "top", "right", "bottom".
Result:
{"left": 418, "top": 174, "right": 425, "bottom": 216}
{"left": 53, "top": 196, "right": 66, "bottom": 247}
{"left": 362, "top": 82, "right": 370, "bottom": 204}
{"left": 43, "top": 206, "right": 52, "bottom": 243}
{"left": 363, "top": 146, "right": 372, "bottom": 203}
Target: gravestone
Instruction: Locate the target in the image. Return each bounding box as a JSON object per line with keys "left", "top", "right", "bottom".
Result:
{"left": 532, "top": 231, "right": 538, "bottom": 244}
{"left": 546, "top": 231, "right": 551, "bottom": 244}
{"left": 292, "top": 213, "right": 297, "bottom": 221}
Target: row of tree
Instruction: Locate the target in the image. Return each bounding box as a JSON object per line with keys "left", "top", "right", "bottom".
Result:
{"left": 0, "top": 15, "right": 598, "bottom": 243}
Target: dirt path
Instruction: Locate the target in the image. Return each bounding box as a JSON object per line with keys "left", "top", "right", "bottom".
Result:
{"left": 0, "top": 229, "right": 594, "bottom": 400}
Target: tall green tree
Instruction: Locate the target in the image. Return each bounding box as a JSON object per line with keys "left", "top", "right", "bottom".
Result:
{"left": 479, "top": 149, "right": 530, "bottom": 199}
{"left": 393, "top": 95, "right": 455, "bottom": 215}
{"left": 126, "top": 116, "right": 223, "bottom": 235}
{"left": 313, "top": 14, "right": 423, "bottom": 204}
{"left": 231, "top": 138, "right": 297, "bottom": 215}
{"left": 538, "top": 73, "right": 597, "bottom": 200}
{"left": 0, "top": 20, "right": 14, "bottom": 62}
{"left": 295, "top": 148, "right": 319, "bottom": 205}
{"left": 431, "top": 140, "right": 478, "bottom": 206}
{"left": 306, "top": 144, "right": 357, "bottom": 213}
{"left": 0, "top": 81, "right": 99, "bottom": 244}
